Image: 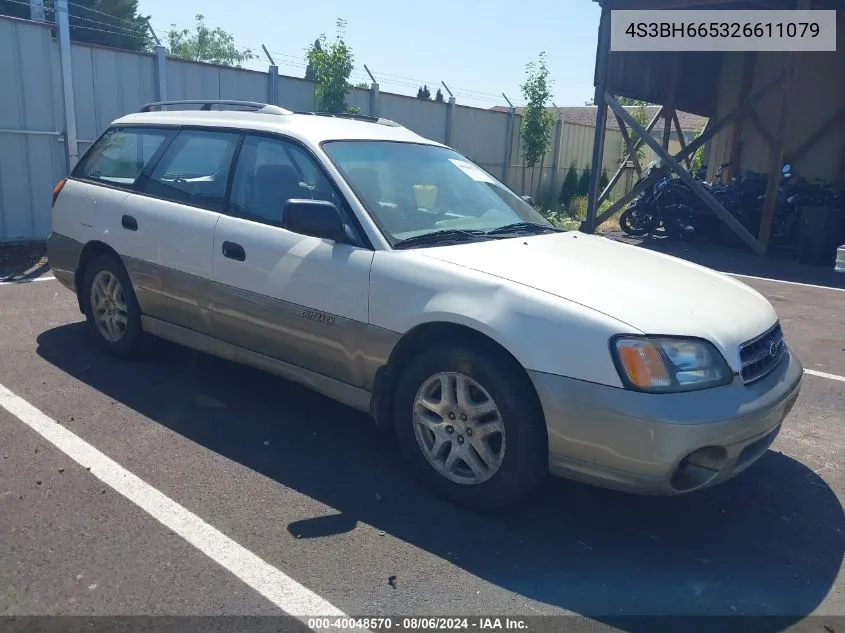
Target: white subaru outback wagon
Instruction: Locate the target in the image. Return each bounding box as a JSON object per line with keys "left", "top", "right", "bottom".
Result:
{"left": 47, "top": 100, "right": 803, "bottom": 510}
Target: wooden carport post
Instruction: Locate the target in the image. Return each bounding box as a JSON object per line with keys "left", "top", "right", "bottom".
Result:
{"left": 661, "top": 56, "right": 680, "bottom": 153}
{"left": 727, "top": 52, "right": 758, "bottom": 182}
{"left": 607, "top": 94, "right": 765, "bottom": 255}
{"left": 758, "top": 0, "right": 808, "bottom": 249}
{"left": 583, "top": 5, "right": 611, "bottom": 233}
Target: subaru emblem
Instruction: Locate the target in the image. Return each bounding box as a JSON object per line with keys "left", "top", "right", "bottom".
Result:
{"left": 769, "top": 341, "right": 779, "bottom": 357}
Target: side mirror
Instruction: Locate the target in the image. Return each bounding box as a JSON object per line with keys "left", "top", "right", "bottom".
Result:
{"left": 521, "top": 195, "right": 536, "bottom": 207}
{"left": 284, "top": 199, "right": 346, "bottom": 242}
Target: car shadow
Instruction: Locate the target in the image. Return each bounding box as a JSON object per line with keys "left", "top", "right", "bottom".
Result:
{"left": 36, "top": 324, "right": 845, "bottom": 630}
{"left": 604, "top": 231, "right": 845, "bottom": 290}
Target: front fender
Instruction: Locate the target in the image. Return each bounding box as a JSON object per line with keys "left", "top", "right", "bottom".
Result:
{"left": 369, "top": 251, "right": 634, "bottom": 387}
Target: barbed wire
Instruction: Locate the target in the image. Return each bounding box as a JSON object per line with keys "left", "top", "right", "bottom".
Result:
{"left": 3, "top": 0, "right": 35, "bottom": 10}
{"left": 3, "top": 0, "right": 507, "bottom": 105}
{"left": 67, "top": 15, "right": 144, "bottom": 37}
{"left": 261, "top": 47, "right": 502, "bottom": 102}
{"left": 5, "top": 0, "right": 144, "bottom": 39}
{"left": 67, "top": 24, "right": 146, "bottom": 41}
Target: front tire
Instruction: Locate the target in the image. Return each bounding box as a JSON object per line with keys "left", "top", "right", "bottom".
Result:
{"left": 393, "top": 343, "right": 548, "bottom": 511}
{"left": 82, "top": 254, "right": 144, "bottom": 357}
{"left": 620, "top": 205, "right": 658, "bottom": 236}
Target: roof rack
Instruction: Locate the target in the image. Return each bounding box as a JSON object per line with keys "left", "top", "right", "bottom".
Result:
{"left": 138, "top": 100, "right": 293, "bottom": 115}
{"left": 294, "top": 111, "right": 404, "bottom": 128}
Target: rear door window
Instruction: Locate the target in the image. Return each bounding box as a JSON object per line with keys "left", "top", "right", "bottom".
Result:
{"left": 141, "top": 129, "right": 241, "bottom": 211}
{"left": 74, "top": 127, "right": 171, "bottom": 188}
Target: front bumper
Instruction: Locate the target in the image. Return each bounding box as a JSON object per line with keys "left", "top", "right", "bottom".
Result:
{"left": 529, "top": 347, "right": 804, "bottom": 495}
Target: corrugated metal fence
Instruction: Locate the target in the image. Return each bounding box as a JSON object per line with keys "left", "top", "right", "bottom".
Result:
{"left": 0, "top": 13, "right": 629, "bottom": 242}
{"left": 0, "top": 16, "right": 65, "bottom": 241}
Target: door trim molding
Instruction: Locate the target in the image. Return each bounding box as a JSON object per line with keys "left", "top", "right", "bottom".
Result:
{"left": 141, "top": 316, "right": 373, "bottom": 413}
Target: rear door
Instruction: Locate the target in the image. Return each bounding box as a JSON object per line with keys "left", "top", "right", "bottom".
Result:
{"left": 210, "top": 133, "right": 377, "bottom": 388}
{"left": 124, "top": 127, "right": 241, "bottom": 333}
{"left": 62, "top": 126, "right": 174, "bottom": 254}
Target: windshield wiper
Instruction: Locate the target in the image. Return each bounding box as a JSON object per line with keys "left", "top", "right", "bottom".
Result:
{"left": 392, "top": 229, "right": 488, "bottom": 249}
{"left": 484, "top": 222, "right": 565, "bottom": 236}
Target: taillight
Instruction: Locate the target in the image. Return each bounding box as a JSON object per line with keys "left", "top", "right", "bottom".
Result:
{"left": 52, "top": 179, "right": 67, "bottom": 207}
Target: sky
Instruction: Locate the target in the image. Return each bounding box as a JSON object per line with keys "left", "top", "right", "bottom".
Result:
{"left": 137, "top": 0, "right": 602, "bottom": 110}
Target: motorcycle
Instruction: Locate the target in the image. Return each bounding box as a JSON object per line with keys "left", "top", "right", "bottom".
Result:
{"left": 619, "top": 161, "right": 663, "bottom": 236}
{"left": 621, "top": 159, "right": 845, "bottom": 249}
{"left": 619, "top": 161, "right": 702, "bottom": 240}
{"left": 711, "top": 163, "right": 841, "bottom": 249}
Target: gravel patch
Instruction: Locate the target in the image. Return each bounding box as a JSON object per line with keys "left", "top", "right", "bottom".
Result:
{"left": 0, "top": 242, "right": 48, "bottom": 281}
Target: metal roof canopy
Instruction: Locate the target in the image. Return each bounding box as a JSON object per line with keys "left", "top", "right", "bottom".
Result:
{"left": 592, "top": 0, "right": 839, "bottom": 115}
{"left": 583, "top": 0, "right": 845, "bottom": 255}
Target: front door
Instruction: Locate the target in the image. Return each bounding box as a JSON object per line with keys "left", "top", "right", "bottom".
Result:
{"left": 211, "top": 133, "right": 375, "bottom": 388}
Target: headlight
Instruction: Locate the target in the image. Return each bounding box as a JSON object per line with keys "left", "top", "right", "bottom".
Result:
{"left": 611, "top": 336, "right": 733, "bottom": 393}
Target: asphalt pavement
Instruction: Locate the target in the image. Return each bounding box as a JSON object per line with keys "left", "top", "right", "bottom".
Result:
{"left": 0, "top": 271, "right": 843, "bottom": 633}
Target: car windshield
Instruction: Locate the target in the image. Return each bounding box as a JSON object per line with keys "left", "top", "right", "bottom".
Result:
{"left": 322, "top": 141, "right": 556, "bottom": 246}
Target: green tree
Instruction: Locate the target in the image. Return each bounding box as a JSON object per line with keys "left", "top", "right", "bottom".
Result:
{"left": 520, "top": 52, "right": 555, "bottom": 195}
{"left": 0, "top": 0, "right": 29, "bottom": 19}
{"left": 577, "top": 167, "right": 592, "bottom": 196}
{"left": 690, "top": 125, "right": 707, "bottom": 173}
{"left": 416, "top": 85, "right": 431, "bottom": 100}
{"left": 355, "top": 82, "right": 370, "bottom": 89}
{"left": 306, "top": 19, "right": 357, "bottom": 114}
{"left": 435, "top": 88, "right": 444, "bottom": 103}
{"left": 559, "top": 163, "right": 579, "bottom": 206}
{"left": 166, "top": 14, "right": 255, "bottom": 66}
{"left": 304, "top": 39, "right": 321, "bottom": 81}
{"left": 0, "top": 0, "right": 150, "bottom": 51}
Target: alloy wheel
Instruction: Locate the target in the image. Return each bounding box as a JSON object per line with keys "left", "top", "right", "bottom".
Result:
{"left": 412, "top": 372, "right": 506, "bottom": 485}
{"left": 90, "top": 270, "right": 128, "bottom": 343}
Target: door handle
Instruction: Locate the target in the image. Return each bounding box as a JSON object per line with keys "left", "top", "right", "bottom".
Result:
{"left": 222, "top": 241, "right": 246, "bottom": 262}
{"left": 121, "top": 215, "right": 138, "bottom": 231}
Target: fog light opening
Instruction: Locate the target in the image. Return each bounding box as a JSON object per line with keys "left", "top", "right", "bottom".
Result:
{"left": 670, "top": 446, "right": 728, "bottom": 492}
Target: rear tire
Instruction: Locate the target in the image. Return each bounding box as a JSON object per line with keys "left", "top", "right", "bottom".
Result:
{"left": 81, "top": 254, "right": 144, "bottom": 358}
{"left": 393, "top": 343, "right": 548, "bottom": 511}
{"left": 662, "top": 205, "right": 698, "bottom": 242}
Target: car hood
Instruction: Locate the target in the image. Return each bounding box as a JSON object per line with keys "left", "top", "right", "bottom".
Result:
{"left": 417, "top": 232, "right": 778, "bottom": 371}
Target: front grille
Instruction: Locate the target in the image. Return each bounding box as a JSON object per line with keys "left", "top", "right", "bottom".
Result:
{"left": 739, "top": 322, "right": 785, "bottom": 384}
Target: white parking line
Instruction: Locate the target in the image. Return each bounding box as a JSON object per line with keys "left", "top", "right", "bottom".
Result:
{"left": 805, "top": 369, "right": 845, "bottom": 383}
{"left": 730, "top": 273, "right": 845, "bottom": 293}
{"left": 0, "top": 382, "right": 359, "bottom": 628}
{"left": 0, "top": 275, "right": 56, "bottom": 286}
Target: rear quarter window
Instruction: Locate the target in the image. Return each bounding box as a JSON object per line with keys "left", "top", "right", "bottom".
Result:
{"left": 74, "top": 127, "right": 171, "bottom": 188}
